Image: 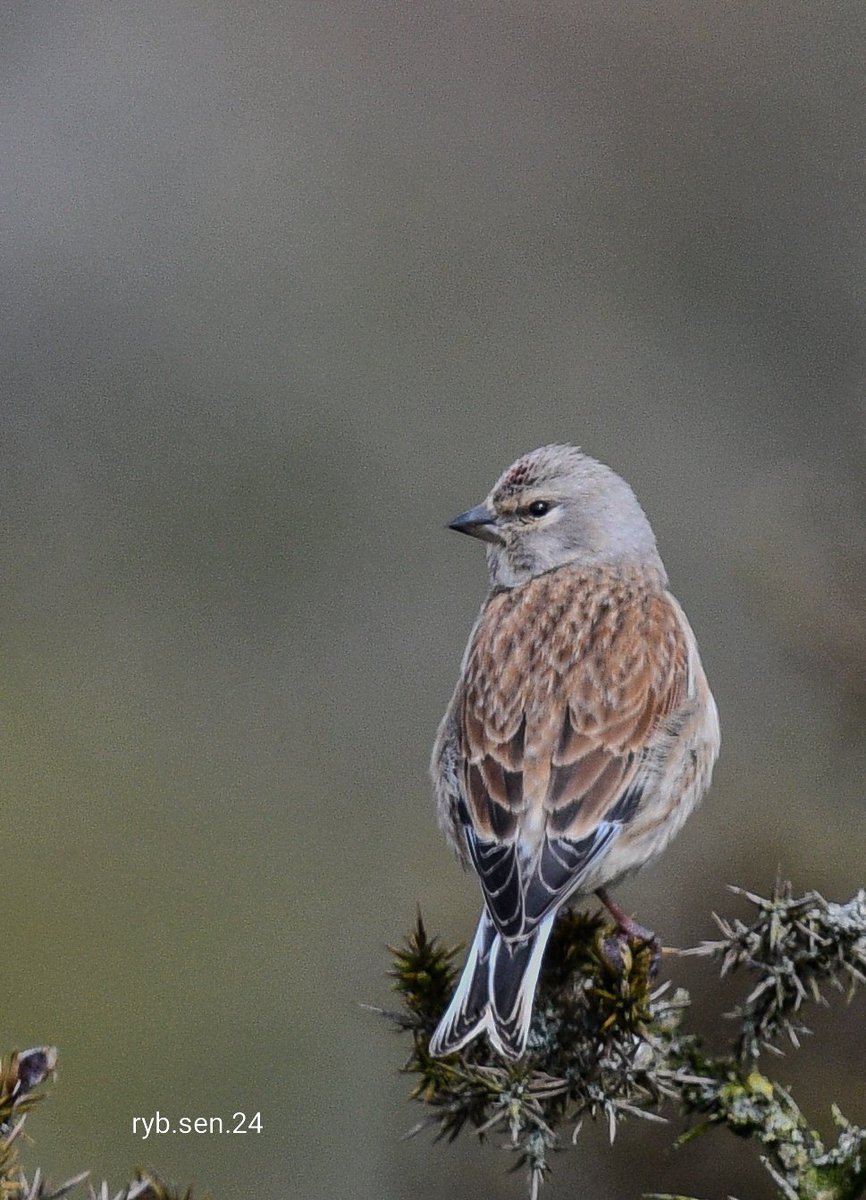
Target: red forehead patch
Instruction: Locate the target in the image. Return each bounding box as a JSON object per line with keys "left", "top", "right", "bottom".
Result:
{"left": 499, "top": 461, "right": 536, "bottom": 493}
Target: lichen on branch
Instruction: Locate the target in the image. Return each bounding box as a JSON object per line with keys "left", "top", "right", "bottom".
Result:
{"left": 381, "top": 883, "right": 866, "bottom": 1200}
{"left": 686, "top": 883, "right": 866, "bottom": 1061}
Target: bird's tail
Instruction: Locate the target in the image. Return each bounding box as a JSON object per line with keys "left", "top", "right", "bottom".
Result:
{"left": 429, "top": 910, "right": 556, "bottom": 1060}
{"left": 428, "top": 910, "right": 497, "bottom": 1057}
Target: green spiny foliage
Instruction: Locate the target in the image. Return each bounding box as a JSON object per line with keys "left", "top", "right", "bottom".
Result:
{"left": 388, "top": 913, "right": 461, "bottom": 1029}
{"left": 383, "top": 882, "right": 866, "bottom": 1200}
{"left": 387, "top": 908, "right": 689, "bottom": 1197}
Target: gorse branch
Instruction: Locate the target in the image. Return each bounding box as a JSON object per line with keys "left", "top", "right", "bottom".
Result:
{"left": 686, "top": 883, "right": 866, "bottom": 1061}
{"left": 382, "top": 882, "right": 866, "bottom": 1200}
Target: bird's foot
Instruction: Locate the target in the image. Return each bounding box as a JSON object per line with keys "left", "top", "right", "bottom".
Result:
{"left": 596, "top": 888, "right": 661, "bottom": 978}
{"left": 599, "top": 930, "right": 662, "bottom": 978}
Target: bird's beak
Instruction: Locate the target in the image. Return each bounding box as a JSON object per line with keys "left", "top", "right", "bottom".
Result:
{"left": 448, "top": 502, "right": 502, "bottom": 543}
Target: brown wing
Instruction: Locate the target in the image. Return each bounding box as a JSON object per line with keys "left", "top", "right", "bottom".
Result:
{"left": 455, "top": 565, "right": 690, "bottom": 940}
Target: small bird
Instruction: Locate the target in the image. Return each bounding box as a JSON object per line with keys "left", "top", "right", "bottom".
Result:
{"left": 429, "top": 445, "right": 719, "bottom": 1061}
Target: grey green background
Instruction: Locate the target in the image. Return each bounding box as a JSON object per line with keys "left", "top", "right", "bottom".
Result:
{"left": 3, "top": 3, "right": 864, "bottom": 1198}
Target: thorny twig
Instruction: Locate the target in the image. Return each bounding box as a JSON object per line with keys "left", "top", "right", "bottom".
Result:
{"left": 383, "top": 883, "right": 866, "bottom": 1200}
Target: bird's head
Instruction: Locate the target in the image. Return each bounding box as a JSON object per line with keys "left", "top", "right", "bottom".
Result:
{"left": 449, "top": 444, "right": 666, "bottom": 589}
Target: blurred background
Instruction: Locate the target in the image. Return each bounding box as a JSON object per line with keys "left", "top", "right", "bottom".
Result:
{"left": 2, "top": 2, "right": 864, "bottom": 1197}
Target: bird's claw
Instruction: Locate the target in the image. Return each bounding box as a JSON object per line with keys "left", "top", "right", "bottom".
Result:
{"left": 600, "top": 930, "right": 662, "bottom": 978}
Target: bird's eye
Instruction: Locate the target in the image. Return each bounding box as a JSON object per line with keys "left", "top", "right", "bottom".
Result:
{"left": 526, "top": 500, "right": 552, "bottom": 518}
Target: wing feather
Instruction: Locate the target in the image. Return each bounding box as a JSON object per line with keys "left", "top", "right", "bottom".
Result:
{"left": 452, "top": 565, "right": 691, "bottom": 940}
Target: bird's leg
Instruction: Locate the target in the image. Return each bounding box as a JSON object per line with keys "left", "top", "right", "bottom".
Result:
{"left": 595, "top": 887, "right": 661, "bottom": 976}
{"left": 596, "top": 888, "right": 657, "bottom": 943}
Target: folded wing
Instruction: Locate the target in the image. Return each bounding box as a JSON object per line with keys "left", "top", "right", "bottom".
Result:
{"left": 455, "top": 569, "right": 690, "bottom": 941}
